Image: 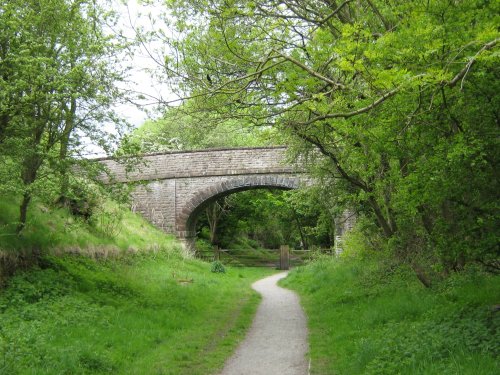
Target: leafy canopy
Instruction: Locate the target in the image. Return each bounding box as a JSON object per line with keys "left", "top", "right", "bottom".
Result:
{"left": 151, "top": 0, "right": 499, "bottom": 275}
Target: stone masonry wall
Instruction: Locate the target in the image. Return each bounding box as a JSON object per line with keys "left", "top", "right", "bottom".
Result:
{"left": 98, "top": 147, "right": 303, "bottom": 238}
{"left": 98, "top": 146, "right": 294, "bottom": 183}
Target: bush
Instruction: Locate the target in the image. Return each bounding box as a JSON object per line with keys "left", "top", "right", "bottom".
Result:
{"left": 59, "top": 178, "right": 100, "bottom": 221}
{"left": 211, "top": 260, "right": 226, "bottom": 273}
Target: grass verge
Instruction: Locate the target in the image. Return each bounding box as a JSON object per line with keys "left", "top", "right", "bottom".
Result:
{"left": 0, "top": 194, "right": 179, "bottom": 284}
{"left": 0, "top": 195, "right": 176, "bottom": 254}
{"left": 281, "top": 256, "right": 500, "bottom": 375}
{"left": 0, "top": 251, "right": 274, "bottom": 374}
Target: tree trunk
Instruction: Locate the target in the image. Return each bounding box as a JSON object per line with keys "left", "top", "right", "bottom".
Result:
{"left": 417, "top": 205, "right": 434, "bottom": 235}
{"left": 58, "top": 97, "right": 76, "bottom": 205}
{"left": 206, "top": 198, "right": 230, "bottom": 245}
{"left": 368, "top": 196, "right": 394, "bottom": 237}
{"left": 16, "top": 119, "right": 44, "bottom": 234}
{"left": 380, "top": 154, "right": 397, "bottom": 233}
{"left": 411, "top": 262, "right": 432, "bottom": 288}
{"left": 16, "top": 161, "right": 39, "bottom": 234}
{"left": 208, "top": 203, "right": 218, "bottom": 245}
{"left": 292, "top": 209, "right": 308, "bottom": 249}
{"left": 17, "top": 192, "right": 32, "bottom": 234}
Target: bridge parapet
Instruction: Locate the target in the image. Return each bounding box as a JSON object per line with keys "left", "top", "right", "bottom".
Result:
{"left": 98, "top": 146, "right": 300, "bottom": 183}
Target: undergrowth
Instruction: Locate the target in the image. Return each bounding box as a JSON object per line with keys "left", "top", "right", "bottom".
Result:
{"left": 282, "top": 256, "right": 500, "bottom": 375}
{"left": 0, "top": 251, "right": 274, "bottom": 374}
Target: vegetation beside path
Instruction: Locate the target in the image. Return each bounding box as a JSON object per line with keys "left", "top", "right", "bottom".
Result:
{"left": 0, "top": 251, "right": 273, "bottom": 375}
{"left": 282, "top": 255, "right": 499, "bottom": 375}
{"left": 0, "top": 196, "right": 275, "bottom": 374}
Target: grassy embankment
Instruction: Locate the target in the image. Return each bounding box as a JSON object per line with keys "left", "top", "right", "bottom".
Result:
{"left": 0, "top": 195, "right": 175, "bottom": 258}
{"left": 0, "top": 197, "right": 274, "bottom": 374}
{"left": 282, "top": 255, "right": 499, "bottom": 375}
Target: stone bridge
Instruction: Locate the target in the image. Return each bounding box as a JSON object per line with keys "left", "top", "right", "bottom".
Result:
{"left": 98, "top": 147, "right": 307, "bottom": 246}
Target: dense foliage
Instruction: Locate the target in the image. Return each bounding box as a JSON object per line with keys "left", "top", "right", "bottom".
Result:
{"left": 146, "top": 0, "right": 499, "bottom": 280}
{"left": 124, "top": 103, "right": 278, "bottom": 153}
{"left": 196, "top": 189, "right": 335, "bottom": 249}
{"left": 0, "top": 0, "right": 129, "bottom": 233}
{"left": 282, "top": 253, "right": 500, "bottom": 374}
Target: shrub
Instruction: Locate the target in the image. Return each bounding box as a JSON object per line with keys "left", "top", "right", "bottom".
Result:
{"left": 58, "top": 178, "right": 100, "bottom": 221}
{"left": 90, "top": 205, "right": 123, "bottom": 238}
{"left": 211, "top": 260, "right": 226, "bottom": 273}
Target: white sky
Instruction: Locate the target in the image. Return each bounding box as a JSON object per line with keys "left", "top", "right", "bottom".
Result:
{"left": 114, "top": 0, "right": 169, "bottom": 127}
{"left": 82, "top": 0, "right": 174, "bottom": 157}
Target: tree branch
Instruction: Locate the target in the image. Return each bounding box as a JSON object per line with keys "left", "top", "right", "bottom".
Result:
{"left": 293, "top": 130, "right": 369, "bottom": 191}
{"left": 319, "top": 0, "right": 355, "bottom": 25}
{"left": 299, "top": 86, "right": 400, "bottom": 125}
{"left": 446, "top": 38, "right": 499, "bottom": 89}
{"left": 273, "top": 50, "right": 346, "bottom": 89}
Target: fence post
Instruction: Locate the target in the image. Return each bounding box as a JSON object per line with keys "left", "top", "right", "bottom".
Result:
{"left": 214, "top": 245, "right": 220, "bottom": 261}
{"left": 280, "top": 245, "right": 290, "bottom": 270}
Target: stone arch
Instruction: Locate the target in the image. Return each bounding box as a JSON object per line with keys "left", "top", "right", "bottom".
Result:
{"left": 175, "top": 175, "right": 301, "bottom": 240}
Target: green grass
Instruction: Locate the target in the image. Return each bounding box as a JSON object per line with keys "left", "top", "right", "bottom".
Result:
{"left": 0, "top": 195, "right": 176, "bottom": 254}
{"left": 0, "top": 251, "right": 275, "bottom": 374}
{"left": 0, "top": 194, "right": 277, "bottom": 373}
{"left": 281, "top": 256, "right": 500, "bottom": 375}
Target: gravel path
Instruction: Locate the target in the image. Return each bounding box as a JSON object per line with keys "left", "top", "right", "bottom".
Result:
{"left": 219, "top": 272, "right": 309, "bottom": 375}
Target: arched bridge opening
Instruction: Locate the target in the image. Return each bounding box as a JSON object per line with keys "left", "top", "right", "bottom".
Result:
{"left": 177, "top": 175, "right": 301, "bottom": 248}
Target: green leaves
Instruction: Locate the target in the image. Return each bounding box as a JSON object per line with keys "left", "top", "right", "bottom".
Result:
{"left": 0, "top": 0, "right": 130, "bottom": 232}
{"left": 155, "top": 0, "right": 500, "bottom": 270}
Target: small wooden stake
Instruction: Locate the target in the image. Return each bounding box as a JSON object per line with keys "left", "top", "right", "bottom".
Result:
{"left": 280, "top": 245, "right": 290, "bottom": 270}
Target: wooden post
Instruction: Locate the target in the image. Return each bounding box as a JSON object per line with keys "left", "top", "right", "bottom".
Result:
{"left": 214, "top": 245, "right": 220, "bottom": 261}
{"left": 280, "top": 245, "right": 289, "bottom": 270}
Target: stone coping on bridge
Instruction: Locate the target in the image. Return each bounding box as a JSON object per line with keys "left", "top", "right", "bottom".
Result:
{"left": 92, "top": 145, "right": 289, "bottom": 162}
{"left": 98, "top": 146, "right": 303, "bottom": 183}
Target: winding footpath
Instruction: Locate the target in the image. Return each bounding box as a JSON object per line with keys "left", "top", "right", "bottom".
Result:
{"left": 220, "top": 272, "right": 309, "bottom": 375}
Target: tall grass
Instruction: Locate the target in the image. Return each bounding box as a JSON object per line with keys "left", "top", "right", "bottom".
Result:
{"left": 0, "top": 195, "right": 176, "bottom": 253}
{"left": 281, "top": 256, "right": 500, "bottom": 375}
{"left": 0, "top": 251, "right": 274, "bottom": 374}
{"left": 0, "top": 195, "right": 180, "bottom": 284}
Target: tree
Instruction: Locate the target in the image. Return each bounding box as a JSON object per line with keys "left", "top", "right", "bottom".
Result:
{"left": 195, "top": 189, "right": 335, "bottom": 250}
{"left": 125, "top": 100, "right": 281, "bottom": 153}
{"left": 204, "top": 196, "right": 232, "bottom": 245}
{"left": 152, "top": 0, "right": 499, "bottom": 276}
{"left": 0, "top": 0, "right": 129, "bottom": 232}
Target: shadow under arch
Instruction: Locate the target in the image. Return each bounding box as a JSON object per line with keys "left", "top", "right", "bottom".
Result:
{"left": 176, "top": 175, "right": 301, "bottom": 249}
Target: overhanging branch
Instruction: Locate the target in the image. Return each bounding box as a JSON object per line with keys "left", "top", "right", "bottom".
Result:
{"left": 446, "top": 38, "right": 499, "bottom": 89}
